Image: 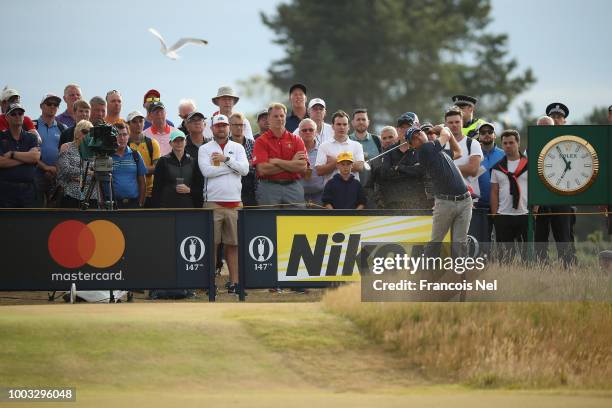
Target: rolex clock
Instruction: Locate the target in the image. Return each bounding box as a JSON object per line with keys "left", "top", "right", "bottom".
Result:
{"left": 537, "top": 135, "right": 599, "bottom": 195}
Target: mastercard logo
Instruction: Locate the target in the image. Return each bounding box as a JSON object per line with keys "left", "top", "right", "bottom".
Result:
{"left": 48, "top": 220, "right": 125, "bottom": 269}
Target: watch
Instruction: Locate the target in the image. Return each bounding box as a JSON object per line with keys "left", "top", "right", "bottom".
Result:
{"left": 537, "top": 135, "right": 599, "bottom": 195}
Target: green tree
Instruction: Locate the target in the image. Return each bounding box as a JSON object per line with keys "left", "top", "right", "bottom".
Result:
{"left": 262, "top": 0, "right": 535, "bottom": 125}
{"left": 580, "top": 106, "right": 609, "bottom": 125}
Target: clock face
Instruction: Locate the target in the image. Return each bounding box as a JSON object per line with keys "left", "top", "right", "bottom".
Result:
{"left": 538, "top": 135, "right": 599, "bottom": 195}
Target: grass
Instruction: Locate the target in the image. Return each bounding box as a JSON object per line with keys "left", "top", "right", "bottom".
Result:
{"left": 0, "top": 303, "right": 611, "bottom": 407}
{"left": 323, "top": 262, "right": 612, "bottom": 389}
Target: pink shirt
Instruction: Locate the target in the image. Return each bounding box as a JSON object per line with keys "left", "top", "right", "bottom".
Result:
{"left": 144, "top": 124, "right": 174, "bottom": 156}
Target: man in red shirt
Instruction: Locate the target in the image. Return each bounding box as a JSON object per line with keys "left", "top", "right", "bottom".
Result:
{"left": 252, "top": 102, "right": 308, "bottom": 207}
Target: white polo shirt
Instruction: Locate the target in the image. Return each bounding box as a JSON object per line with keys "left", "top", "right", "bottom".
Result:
{"left": 453, "top": 136, "right": 483, "bottom": 200}
{"left": 315, "top": 137, "right": 365, "bottom": 182}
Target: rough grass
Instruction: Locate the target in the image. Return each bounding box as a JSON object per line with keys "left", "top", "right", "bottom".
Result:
{"left": 323, "top": 264, "right": 612, "bottom": 389}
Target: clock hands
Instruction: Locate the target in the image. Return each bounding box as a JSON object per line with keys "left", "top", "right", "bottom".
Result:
{"left": 556, "top": 145, "right": 572, "bottom": 182}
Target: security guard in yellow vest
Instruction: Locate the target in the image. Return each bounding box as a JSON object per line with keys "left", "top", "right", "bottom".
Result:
{"left": 452, "top": 94, "right": 486, "bottom": 139}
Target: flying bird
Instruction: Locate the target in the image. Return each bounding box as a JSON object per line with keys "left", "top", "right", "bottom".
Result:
{"left": 148, "top": 28, "right": 208, "bottom": 60}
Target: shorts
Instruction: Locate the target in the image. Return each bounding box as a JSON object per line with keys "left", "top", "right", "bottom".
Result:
{"left": 204, "top": 202, "right": 240, "bottom": 245}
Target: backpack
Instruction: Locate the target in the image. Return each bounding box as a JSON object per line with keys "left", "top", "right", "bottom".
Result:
{"left": 131, "top": 136, "right": 154, "bottom": 165}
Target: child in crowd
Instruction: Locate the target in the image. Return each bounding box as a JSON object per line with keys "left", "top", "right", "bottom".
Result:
{"left": 322, "top": 151, "right": 366, "bottom": 209}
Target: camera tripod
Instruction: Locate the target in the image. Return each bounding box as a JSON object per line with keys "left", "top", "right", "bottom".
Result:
{"left": 81, "top": 155, "right": 115, "bottom": 210}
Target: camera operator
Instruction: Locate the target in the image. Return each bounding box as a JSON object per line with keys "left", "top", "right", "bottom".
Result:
{"left": 111, "top": 122, "right": 146, "bottom": 208}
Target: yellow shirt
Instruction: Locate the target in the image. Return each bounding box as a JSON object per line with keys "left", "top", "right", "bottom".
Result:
{"left": 129, "top": 136, "right": 161, "bottom": 197}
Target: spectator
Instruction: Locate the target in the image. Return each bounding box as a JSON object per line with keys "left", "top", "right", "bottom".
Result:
{"left": 204, "top": 86, "right": 253, "bottom": 141}
{"left": 128, "top": 110, "right": 160, "bottom": 207}
{"left": 199, "top": 114, "right": 249, "bottom": 294}
{"left": 608, "top": 105, "right": 612, "bottom": 124}
{"left": 58, "top": 99, "right": 91, "bottom": 147}
{"left": 379, "top": 126, "right": 398, "bottom": 150}
{"left": 88, "top": 96, "right": 107, "bottom": 125}
{"left": 451, "top": 94, "right": 486, "bottom": 139}
{"left": 151, "top": 130, "right": 196, "bottom": 208}
{"left": 536, "top": 115, "right": 554, "bottom": 126}
{"left": 395, "top": 112, "right": 418, "bottom": 143}
{"left": 298, "top": 118, "right": 325, "bottom": 206}
{"left": 349, "top": 108, "right": 381, "bottom": 208}
{"left": 294, "top": 98, "right": 333, "bottom": 145}
{"left": 57, "top": 120, "right": 97, "bottom": 208}
{"left": 177, "top": 98, "right": 197, "bottom": 134}
{"left": 142, "top": 89, "right": 174, "bottom": 130}
{"left": 111, "top": 122, "right": 146, "bottom": 209}
{"left": 252, "top": 103, "right": 308, "bottom": 208}
{"left": 0, "top": 103, "right": 40, "bottom": 208}
{"left": 376, "top": 121, "right": 430, "bottom": 210}
{"left": 545, "top": 102, "right": 569, "bottom": 125}
{"left": 104, "top": 90, "right": 124, "bottom": 125}
{"left": 285, "top": 83, "right": 308, "bottom": 132}
{"left": 322, "top": 152, "right": 366, "bottom": 209}
{"left": 315, "top": 110, "right": 365, "bottom": 183}
{"left": 476, "top": 122, "right": 504, "bottom": 253}
{"left": 56, "top": 84, "right": 82, "bottom": 128}
{"left": 184, "top": 111, "right": 208, "bottom": 208}
{"left": 144, "top": 101, "right": 176, "bottom": 156}
{"left": 34, "top": 93, "right": 65, "bottom": 207}
{"left": 490, "top": 129, "right": 528, "bottom": 261}
{"left": 230, "top": 112, "right": 257, "bottom": 206}
{"left": 253, "top": 110, "right": 269, "bottom": 140}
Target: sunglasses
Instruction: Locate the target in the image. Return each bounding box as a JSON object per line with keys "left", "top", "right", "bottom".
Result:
{"left": 479, "top": 130, "right": 493, "bottom": 135}
{"left": 300, "top": 128, "right": 315, "bottom": 132}
{"left": 45, "top": 102, "right": 60, "bottom": 107}
{"left": 145, "top": 97, "right": 161, "bottom": 103}
{"left": 9, "top": 111, "right": 24, "bottom": 117}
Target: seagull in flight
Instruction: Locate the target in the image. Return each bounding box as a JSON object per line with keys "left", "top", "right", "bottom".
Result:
{"left": 148, "top": 28, "right": 208, "bottom": 60}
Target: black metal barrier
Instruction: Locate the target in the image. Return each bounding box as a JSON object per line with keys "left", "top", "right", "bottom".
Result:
{"left": 0, "top": 209, "right": 216, "bottom": 301}
{"left": 237, "top": 209, "right": 435, "bottom": 301}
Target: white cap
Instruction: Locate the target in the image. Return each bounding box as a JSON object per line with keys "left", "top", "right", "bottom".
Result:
{"left": 40, "top": 93, "right": 61, "bottom": 105}
{"left": 212, "top": 114, "right": 229, "bottom": 126}
{"left": 308, "top": 98, "right": 326, "bottom": 109}
{"left": 1, "top": 88, "right": 19, "bottom": 102}
{"left": 127, "top": 110, "right": 145, "bottom": 122}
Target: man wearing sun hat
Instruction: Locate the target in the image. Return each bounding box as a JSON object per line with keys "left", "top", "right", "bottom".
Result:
{"left": 142, "top": 89, "right": 175, "bottom": 130}
{"left": 204, "top": 86, "right": 253, "bottom": 142}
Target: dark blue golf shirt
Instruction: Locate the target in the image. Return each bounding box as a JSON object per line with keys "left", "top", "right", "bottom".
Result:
{"left": 418, "top": 139, "right": 467, "bottom": 196}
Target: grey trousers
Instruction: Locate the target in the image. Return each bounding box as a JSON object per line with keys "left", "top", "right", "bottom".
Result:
{"left": 256, "top": 180, "right": 305, "bottom": 208}
{"left": 427, "top": 197, "right": 473, "bottom": 257}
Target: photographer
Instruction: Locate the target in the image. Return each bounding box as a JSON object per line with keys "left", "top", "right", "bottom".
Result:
{"left": 111, "top": 122, "right": 146, "bottom": 208}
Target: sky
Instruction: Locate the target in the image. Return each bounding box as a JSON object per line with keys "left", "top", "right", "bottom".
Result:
{"left": 3, "top": 0, "right": 611, "bottom": 126}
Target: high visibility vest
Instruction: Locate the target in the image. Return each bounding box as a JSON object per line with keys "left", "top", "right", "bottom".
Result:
{"left": 462, "top": 118, "right": 486, "bottom": 139}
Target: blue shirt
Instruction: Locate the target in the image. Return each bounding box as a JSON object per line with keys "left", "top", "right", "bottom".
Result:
{"left": 36, "top": 117, "right": 62, "bottom": 171}
{"left": 111, "top": 147, "right": 146, "bottom": 199}
{"left": 419, "top": 140, "right": 467, "bottom": 196}
{"left": 0, "top": 130, "right": 39, "bottom": 182}
{"left": 322, "top": 173, "right": 367, "bottom": 209}
{"left": 478, "top": 145, "right": 505, "bottom": 207}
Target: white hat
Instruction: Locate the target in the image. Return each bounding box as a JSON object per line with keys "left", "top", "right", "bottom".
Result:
{"left": 308, "top": 98, "right": 326, "bottom": 109}
{"left": 40, "top": 93, "right": 61, "bottom": 105}
{"left": 127, "top": 110, "right": 145, "bottom": 122}
{"left": 212, "top": 114, "right": 229, "bottom": 126}
{"left": 1, "top": 88, "right": 19, "bottom": 102}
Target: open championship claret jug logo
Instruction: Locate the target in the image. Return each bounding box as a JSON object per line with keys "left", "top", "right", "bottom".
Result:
{"left": 48, "top": 220, "right": 126, "bottom": 269}
{"left": 179, "top": 236, "right": 205, "bottom": 263}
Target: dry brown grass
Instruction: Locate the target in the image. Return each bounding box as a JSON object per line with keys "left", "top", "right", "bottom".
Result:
{"left": 323, "top": 263, "right": 612, "bottom": 389}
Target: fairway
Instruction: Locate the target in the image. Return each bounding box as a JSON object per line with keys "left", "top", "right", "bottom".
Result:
{"left": 0, "top": 303, "right": 610, "bottom": 408}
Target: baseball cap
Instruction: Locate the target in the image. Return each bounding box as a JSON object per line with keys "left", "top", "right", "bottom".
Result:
{"left": 420, "top": 122, "right": 434, "bottom": 132}
{"left": 143, "top": 89, "right": 161, "bottom": 103}
{"left": 256, "top": 110, "right": 268, "bottom": 120}
{"left": 1, "top": 88, "right": 19, "bottom": 102}
{"left": 477, "top": 122, "right": 495, "bottom": 133}
{"left": 147, "top": 101, "right": 165, "bottom": 113}
{"left": 169, "top": 129, "right": 186, "bottom": 142}
{"left": 212, "top": 114, "right": 229, "bottom": 126}
{"left": 308, "top": 98, "right": 326, "bottom": 109}
{"left": 127, "top": 111, "right": 145, "bottom": 122}
{"left": 397, "top": 112, "right": 419, "bottom": 126}
{"left": 336, "top": 151, "right": 354, "bottom": 163}
{"left": 289, "top": 83, "right": 307, "bottom": 95}
{"left": 186, "top": 111, "right": 206, "bottom": 122}
{"left": 6, "top": 103, "right": 25, "bottom": 115}
{"left": 406, "top": 127, "right": 422, "bottom": 143}
{"left": 40, "top": 93, "right": 61, "bottom": 105}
